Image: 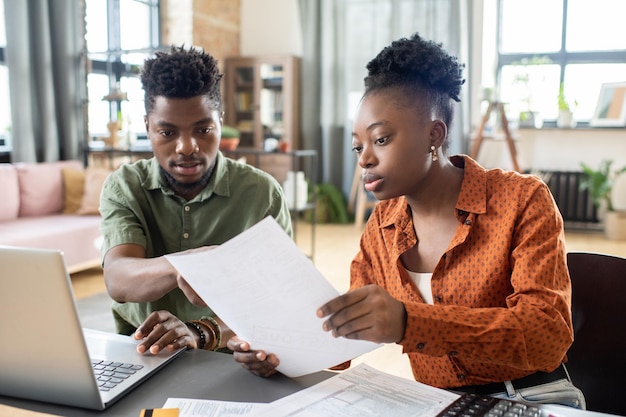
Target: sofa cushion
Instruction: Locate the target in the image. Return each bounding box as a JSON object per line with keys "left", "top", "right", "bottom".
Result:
{"left": 62, "top": 167, "right": 86, "bottom": 214}
{"left": 0, "top": 164, "right": 20, "bottom": 221}
{"left": 76, "top": 167, "right": 111, "bottom": 215}
{"left": 15, "top": 160, "right": 84, "bottom": 217}
{"left": 62, "top": 166, "right": 111, "bottom": 215}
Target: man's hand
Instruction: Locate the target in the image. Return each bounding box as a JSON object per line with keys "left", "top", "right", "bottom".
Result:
{"left": 133, "top": 310, "right": 196, "bottom": 354}
{"left": 227, "top": 337, "right": 280, "bottom": 377}
{"left": 316, "top": 284, "right": 407, "bottom": 344}
{"left": 177, "top": 275, "right": 207, "bottom": 307}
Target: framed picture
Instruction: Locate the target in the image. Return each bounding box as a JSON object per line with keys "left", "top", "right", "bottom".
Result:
{"left": 590, "top": 82, "right": 626, "bottom": 127}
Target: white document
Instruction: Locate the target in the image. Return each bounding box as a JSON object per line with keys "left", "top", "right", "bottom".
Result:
{"left": 247, "top": 363, "right": 460, "bottom": 417}
{"left": 165, "top": 216, "right": 381, "bottom": 377}
{"left": 162, "top": 398, "right": 264, "bottom": 416}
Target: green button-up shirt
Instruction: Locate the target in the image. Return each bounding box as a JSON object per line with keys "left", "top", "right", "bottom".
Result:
{"left": 99, "top": 152, "right": 292, "bottom": 334}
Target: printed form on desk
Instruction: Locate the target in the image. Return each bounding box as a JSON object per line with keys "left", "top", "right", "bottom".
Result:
{"left": 162, "top": 364, "right": 461, "bottom": 417}
{"left": 165, "top": 216, "right": 381, "bottom": 377}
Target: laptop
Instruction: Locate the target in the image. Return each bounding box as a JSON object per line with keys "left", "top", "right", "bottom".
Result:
{"left": 0, "top": 246, "right": 185, "bottom": 410}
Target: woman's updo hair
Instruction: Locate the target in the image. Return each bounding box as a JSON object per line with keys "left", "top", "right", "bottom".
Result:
{"left": 364, "top": 33, "right": 465, "bottom": 128}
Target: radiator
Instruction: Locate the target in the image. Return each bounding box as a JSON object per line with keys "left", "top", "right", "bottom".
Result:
{"left": 531, "top": 170, "right": 602, "bottom": 231}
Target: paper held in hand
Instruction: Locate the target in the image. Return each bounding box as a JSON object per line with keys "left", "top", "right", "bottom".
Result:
{"left": 165, "top": 216, "right": 381, "bottom": 377}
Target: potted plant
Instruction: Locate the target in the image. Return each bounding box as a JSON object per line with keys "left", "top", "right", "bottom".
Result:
{"left": 219, "top": 125, "right": 240, "bottom": 151}
{"left": 579, "top": 159, "right": 626, "bottom": 240}
{"left": 511, "top": 55, "right": 551, "bottom": 128}
{"left": 557, "top": 83, "right": 577, "bottom": 128}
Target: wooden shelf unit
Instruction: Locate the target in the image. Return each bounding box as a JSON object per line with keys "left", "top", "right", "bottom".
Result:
{"left": 224, "top": 55, "right": 300, "bottom": 151}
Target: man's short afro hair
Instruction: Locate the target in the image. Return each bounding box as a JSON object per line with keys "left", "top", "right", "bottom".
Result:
{"left": 141, "top": 45, "right": 223, "bottom": 113}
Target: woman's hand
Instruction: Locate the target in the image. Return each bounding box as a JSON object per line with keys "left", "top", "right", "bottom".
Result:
{"left": 317, "top": 284, "right": 407, "bottom": 343}
{"left": 133, "top": 310, "right": 197, "bottom": 354}
{"left": 227, "top": 337, "right": 280, "bottom": 377}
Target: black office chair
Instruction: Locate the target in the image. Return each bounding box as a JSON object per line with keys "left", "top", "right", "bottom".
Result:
{"left": 566, "top": 251, "right": 626, "bottom": 416}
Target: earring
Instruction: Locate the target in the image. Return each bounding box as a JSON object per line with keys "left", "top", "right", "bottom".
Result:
{"left": 431, "top": 145, "right": 439, "bottom": 162}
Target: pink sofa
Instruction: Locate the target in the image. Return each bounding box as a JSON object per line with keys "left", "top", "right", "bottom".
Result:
{"left": 0, "top": 160, "right": 103, "bottom": 273}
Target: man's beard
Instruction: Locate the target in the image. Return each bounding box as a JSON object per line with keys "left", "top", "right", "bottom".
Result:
{"left": 160, "top": 164, "right": 214, "bottom": 196}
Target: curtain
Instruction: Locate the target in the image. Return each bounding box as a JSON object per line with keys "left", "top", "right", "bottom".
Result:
{"left": 299, "top": 0, "right": 348, "bottom": 188}
{"left": 4, "top": 0, "right": 86, "bottom": 163}
{"left": 299, "top": 0, "right": 472, "bottom": 196}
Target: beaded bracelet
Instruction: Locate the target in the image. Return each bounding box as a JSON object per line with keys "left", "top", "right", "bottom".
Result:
{"left": 201, "top": 315, "right": 222, "bottom": 351}
{"left": 192, "top": 319, "right": 217, "bottom": 351}
{"left": 185, "top": 321, "right": 206, "bottom": 349}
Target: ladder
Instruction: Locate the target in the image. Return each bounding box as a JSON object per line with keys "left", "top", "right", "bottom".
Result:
{"left": 470, "top": 101, "right": 522, "bottom": 172}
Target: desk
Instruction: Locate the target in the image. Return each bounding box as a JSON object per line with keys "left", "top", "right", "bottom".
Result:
{"left": 0, "top": 350, "right": 616, "bottom": 417}
{"left": 84, "top": 146, "right": 154, "bottom": 170}
{"left": 0, "top": 349, "right": 334, "bottom": 417}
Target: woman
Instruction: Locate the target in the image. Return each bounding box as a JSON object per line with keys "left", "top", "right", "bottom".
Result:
{"left": 230, "top": 33, "right": 585, "bottom": 409}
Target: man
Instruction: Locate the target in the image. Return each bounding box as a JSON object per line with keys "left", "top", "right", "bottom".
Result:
{"left": 100, "top": 45, "right": 292, "bottom": 354}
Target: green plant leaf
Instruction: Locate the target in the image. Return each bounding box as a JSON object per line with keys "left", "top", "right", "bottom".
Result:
{"left": 578, "top": 159, "right": 626, "bottom": 212}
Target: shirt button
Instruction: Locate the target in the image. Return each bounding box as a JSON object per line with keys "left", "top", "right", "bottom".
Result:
{"left": 183, "top": 232, "right": 189, "bottom": 239}
{"left": 464, "top": 219, "right": 472, "bottom": 226}
{"left": 449, "top": 351, "right": 458, "bottom": 356}
{"left": 457, "top": 374, "right": 466, "bottom": 380}
{"left": 184, "top": 205, "right": 190, "bottom": 212}
{"left": 417, "top": 343, "right": 425, "bottom": 350}
{"left": 458, "top": 210, "right": 465, "bottom": 216}
{"left": 434, "top": 295, "right": 442, "bottom": 303}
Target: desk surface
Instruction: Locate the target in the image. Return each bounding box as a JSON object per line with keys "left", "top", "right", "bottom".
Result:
{"left": 0, "top": 349, "right": 333, "bottom": 417}
{"left": 0, "top": 350, "right": 617, "bottom": 417}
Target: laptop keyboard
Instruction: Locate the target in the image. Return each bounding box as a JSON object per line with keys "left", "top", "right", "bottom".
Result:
{"left": 437, "top": 393, "right": 542, "bottom": 417}
{"left": 91, "top": 358, "right": 144, "bottom": 391}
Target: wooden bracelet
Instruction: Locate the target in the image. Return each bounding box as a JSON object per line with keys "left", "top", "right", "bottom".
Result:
{"left": 201, "top": 316, "right": 222, "bottom": 351}
{"left": 192, "top": 320, "right": 216, "bottom": 351}
{"left": 185, "top": 321, "right": 205, "bottom": 349}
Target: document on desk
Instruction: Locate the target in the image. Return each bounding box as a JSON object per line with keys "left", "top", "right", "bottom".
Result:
{"left": 162, "top": 398, "right": 264, "bottom": 416}
{"left": 247, "top": 363, "right": 460, "bottom": 417}
{"left": 165, "top": 216, "right": 381, "bottom": 377}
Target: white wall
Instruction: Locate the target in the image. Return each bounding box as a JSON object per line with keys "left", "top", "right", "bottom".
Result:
{"left": 472, "top": 128, "right": 626, "bottom": 172}
{"left": 239, "top": 0, "right": 626, "bottom": 179}
{"left": 240, "top": 0, "right": 302, "bottom": 56}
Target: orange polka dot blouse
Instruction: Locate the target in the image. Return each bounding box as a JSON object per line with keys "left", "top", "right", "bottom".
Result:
{"left": 350, "top": 155, "right": 573, "bottom": 389}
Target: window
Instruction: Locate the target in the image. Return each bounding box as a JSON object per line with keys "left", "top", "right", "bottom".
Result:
{"left": 486, "top": 0, "right": 626, "bottom": 126}
{"left": 0, "top": 0, "right": 11, "bottom": 152}
{"left": 85, "top": 0, "right": 161, "bottom": 142}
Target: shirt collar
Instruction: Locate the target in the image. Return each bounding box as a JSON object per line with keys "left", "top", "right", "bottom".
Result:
{"left": 452, "top": 154, "right": 487, "bottom": 215}
{"left": 380, "top": 198, "right": 411, "bottom": 230}
{"left": 378, "top": 154, "right": 488, "bottom": 229}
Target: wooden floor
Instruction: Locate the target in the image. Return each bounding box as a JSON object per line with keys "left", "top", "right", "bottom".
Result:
{"left": 70, "top": 223, "right": 626, "bottom": 381}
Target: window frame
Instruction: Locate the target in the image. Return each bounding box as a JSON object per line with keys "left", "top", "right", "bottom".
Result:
{"left": 86, "top": 0, "right": 162, "bottom": 139}
{"left": 0, "top": 12, "right": 8, "bottom": 157}
{"left": 495, "top": 0, "right": 626, "bottom": 128}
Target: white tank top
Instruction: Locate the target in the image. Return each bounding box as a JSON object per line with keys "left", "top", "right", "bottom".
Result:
{"left": 406, "top": 270, "right": 434, "bottom": 304}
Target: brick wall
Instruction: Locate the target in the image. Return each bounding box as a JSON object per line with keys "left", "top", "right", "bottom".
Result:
{"left": 161, "top": 0, "right": 240, "bottom": 70}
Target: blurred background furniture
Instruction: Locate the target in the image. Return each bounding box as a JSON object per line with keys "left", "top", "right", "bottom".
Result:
{"left": 348, "top": 162, "right": 377, "bottom": 228}
{"left": 565, "top": 251, "right": 626, "bottom": 416}
{"left": 470, "top": 101, "right": 521, "bottom": 172}
{"left": 0, "top": 161, "right": 103, "bottom": 273}
{"left": 223, "top": 148, "right": 317, "bottom": 260}
{"left": 84, "top": 146, "right": 153, "bottom": 170}
{"left": 224, "top": 56, "right": 300, "bottom": 151}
